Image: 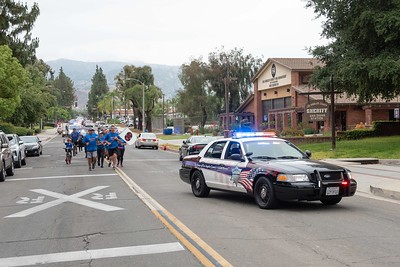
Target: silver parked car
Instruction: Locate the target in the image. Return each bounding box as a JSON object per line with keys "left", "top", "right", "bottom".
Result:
{"left": 135, "top": 132, "right": 159, "bottom": 149}
{"left": 0, "top": 131, "right": 14, "bottom": 181}
{"left": 6, "top": 134, "right": 27, "bottom": 168}
{"left": 20, "top": 136, "right": 42, "bottom": 156}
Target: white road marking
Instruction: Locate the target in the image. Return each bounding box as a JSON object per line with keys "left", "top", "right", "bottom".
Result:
{"left": 5, "top": 186, "right": 123, "bottom": 218}
{"left": 16, "top": 196, "right": 45, "bottom": 204}
{"left": 0, "top": 242, "right": 184, "bottom": 267}
{"left": 9, "top": 173, "right": 117, "bottom": 182}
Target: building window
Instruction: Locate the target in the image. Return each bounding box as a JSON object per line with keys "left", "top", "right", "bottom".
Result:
{"left": 284, "top": 97, "right": 291, "bottom": 108}
{"left": 273, "top": 98, "right": 284, "bottom": 109}
{"left": 262, "top": 100, "right": 272, "bottom": 121}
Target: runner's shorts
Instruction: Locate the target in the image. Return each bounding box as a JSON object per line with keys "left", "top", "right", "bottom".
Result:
{"left": 86, "top": 150, "right": 97, "bottom": 158}
{"left": 108, "top": 148, "right": 118, "bottom": 157}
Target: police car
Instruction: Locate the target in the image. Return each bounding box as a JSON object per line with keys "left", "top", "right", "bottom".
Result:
{"left": 179, "top": 132, "right": 357, "bottom": 209}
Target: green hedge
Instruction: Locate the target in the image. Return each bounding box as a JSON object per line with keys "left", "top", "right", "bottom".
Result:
{"left": 27, "top": 129, "right": 34, "bottom": 135}
{"left": 0, "top": 122, "right": 15, "bottom": 134}
{"left": 343, "top": 128, "right": 376, "bottom": 140}
{"left": 15, "top": 127, "right": 29, "bottom": 136}
{"left": 280, "top": 128, "right": 304, "bottom": 137}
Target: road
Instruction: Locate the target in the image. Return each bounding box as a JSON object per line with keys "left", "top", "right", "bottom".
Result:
{"left": 0, "top": 134, "right": 400, "bottom": 266}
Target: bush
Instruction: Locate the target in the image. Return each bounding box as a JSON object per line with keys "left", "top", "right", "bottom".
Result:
{"left": 34, "top": 128, "right": 41, "bottom": 134}
{"left": 26, "top": 129, "right": 34, "bottom": 135}
{"left": 15, "top": 127, "right": 29, "bottom": 136}
{"left": 303, "top": 128, "right": 318, "bottom": 135}
{"left": 280, "top": 128, "right": 304, "bottom": 137}
{"left": 0, "top": 122, "right": 15, "bottom": 134}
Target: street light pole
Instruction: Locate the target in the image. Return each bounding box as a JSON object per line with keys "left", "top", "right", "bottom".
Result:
{"left": 223, "top": 76, "right": 237, "bottom": 137}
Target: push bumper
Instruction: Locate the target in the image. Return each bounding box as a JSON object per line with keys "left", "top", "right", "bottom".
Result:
{"left": 274, "top": 179, "right": 357, "bottom": 201}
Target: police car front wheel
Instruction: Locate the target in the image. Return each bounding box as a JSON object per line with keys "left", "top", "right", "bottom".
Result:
{"left": 254, "top": 177, "right": 277, "bottom": 209}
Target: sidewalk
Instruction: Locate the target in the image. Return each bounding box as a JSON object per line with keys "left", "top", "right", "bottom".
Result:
{"left": 37, "top": 128, "right": 400, "bottom": 202}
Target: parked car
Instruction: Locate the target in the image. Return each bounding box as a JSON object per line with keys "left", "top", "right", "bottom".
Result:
{"left": 135, "top": 132, "right": 159, "bottom": 149}
{"left": 179, "top": 132, "right": 357, "bottom": 209}
{"left": 57, "top": 125, "right": 63, "bottom": 135}
{"left": 0, "top": 131, "right": 14, "bottom": 181}
{"left": 6, "top": 134, "right": 27, "bottom": 168}
{"left": 179, "top": 136, "right": 219, "bottom": 161}
{"left": 20, "top": 136, "right": 42, "bottom": 156}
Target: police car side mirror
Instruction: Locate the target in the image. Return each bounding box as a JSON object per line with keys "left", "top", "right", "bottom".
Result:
{"left": 230, "top": 154, "right": 244, "bottom": 161}
{"left": 183, "top": 141, "right": 186, "bottom": 144}
{"left": 305, "top": 150, "right": 312, "bottom": 158}
{"left": 245, "top": 152, "right": 253, "bottom": 162}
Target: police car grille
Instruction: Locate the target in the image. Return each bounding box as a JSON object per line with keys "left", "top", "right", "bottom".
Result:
{"left": 310, "top": 171, "right": 343, "bottom": 182}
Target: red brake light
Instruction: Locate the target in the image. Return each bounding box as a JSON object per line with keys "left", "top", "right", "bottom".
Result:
{"left": 341, "top": 181, "right": 349, "bottom": 186}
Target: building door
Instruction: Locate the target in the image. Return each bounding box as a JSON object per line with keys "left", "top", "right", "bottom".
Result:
{"left": 341, "top": 111, "right": 347, "bottom": 131}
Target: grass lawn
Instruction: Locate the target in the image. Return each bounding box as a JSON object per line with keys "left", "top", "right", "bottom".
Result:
{"left": 297, "top": 136, "right": 400, "bottom": 160}
{"left": 157, "top": 134, "right": 190, "bottom": 140}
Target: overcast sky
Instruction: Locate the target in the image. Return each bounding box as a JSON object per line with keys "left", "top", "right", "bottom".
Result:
{"left": 25, "top": 0, "right": 326, "bottom": 66}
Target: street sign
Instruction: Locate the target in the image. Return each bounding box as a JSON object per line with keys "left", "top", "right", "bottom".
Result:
{"left": 305, "top": 101, "right": 329, "bottom": 122}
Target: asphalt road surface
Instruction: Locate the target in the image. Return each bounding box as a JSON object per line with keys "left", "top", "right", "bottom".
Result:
{"left": 0, "top": 134, "right": 400, "bottom": 266}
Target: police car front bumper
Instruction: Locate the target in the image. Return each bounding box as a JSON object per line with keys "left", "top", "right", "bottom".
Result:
{"left": 274, "top": 179, "right": 357, "bottom": 201}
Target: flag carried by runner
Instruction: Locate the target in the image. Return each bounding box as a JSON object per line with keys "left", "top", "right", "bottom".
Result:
{"left": 118, "top": 128, "right": 136, "bottom": 145}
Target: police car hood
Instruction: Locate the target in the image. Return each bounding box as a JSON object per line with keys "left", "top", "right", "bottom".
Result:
{"left": 254, "top": 159, "right": 346, "bottom": 174}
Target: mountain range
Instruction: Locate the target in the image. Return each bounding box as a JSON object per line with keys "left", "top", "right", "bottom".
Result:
{"left": 46, "top": 59, "right": 183, "bottom": 108}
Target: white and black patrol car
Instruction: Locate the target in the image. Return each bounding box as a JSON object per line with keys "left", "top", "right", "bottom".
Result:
{"left": 179, "top": 132, "right": 357, "bottom": 209}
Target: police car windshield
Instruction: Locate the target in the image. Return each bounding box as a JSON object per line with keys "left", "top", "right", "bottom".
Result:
{"left": 243, "top": 140, "right": 304, "bottom": 159}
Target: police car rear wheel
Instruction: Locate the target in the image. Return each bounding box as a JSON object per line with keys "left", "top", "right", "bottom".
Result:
{"left": 191, "top": 170, "right": 210, "bottom": 197}
{"left": 254, "top": 177, "right": 277, "bottom": 209}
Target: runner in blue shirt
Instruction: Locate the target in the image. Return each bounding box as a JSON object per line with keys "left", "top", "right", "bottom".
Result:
{"left": 82, "top": 128, "right": 98, "bottom": 171}
{"left": 96, "top": 132, "right": 106, "bottom": 168}
{"left": 105, "top": 125, "right": 126, "bottom": 169}
{"left": 70, "top": 128, "right": 80, "bottom": 156}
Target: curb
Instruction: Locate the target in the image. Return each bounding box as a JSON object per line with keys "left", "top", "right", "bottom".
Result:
{"left": 370, "top": 186, "right": 400, "bottom": 201}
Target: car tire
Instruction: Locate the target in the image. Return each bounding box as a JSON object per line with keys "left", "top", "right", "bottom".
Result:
{"left": 320, "top": 197, "right": 342, "bottom": 205}
{"left": 254, "top": 177, "right": 277, "bottom": 209}
{"left": 21, "top": 157, "right": 26, "bottom": 166}
{"left": 155, "top": 146, "right": 158, "bottom": 150}
{"left": 0, "top": 163, "right": 5, "bottom": 182}
{"left": 15, "top": 154, "right": 22, "bottom": 168}
{"left": 40, "top": 148, "right": 42, "bottom": 155}
{"left": 6, "top": 161, "right": 14, "bottom": 177}
{"left": 179, "top": 154, "right": 183, "bottom": 161}
{"left": 191, "top": 170, "right": 210, "bottom": 197}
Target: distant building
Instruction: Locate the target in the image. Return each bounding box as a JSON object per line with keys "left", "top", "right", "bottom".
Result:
{"left": 244, "top": 58, "right": 400, "bottom": 133}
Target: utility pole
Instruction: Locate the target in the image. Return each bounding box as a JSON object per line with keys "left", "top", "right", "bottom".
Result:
{"left": 162, "top": 94, "right": 165, "bottom": 131}
{"left": 330, "top": 76, "right": 336, "bottom": 150}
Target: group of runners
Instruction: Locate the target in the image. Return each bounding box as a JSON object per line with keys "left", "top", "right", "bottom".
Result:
{"left": 64, "top": 125, "right": 126, "bottom": 171}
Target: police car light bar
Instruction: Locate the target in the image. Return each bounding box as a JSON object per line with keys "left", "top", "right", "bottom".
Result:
{"left": 232, "top": 132, "right": 277, "bottom": 138}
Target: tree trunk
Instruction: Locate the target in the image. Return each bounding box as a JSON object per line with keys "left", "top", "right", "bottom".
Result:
{"left": 146, "top": 111, "right": 152, "bottom": 132}
{"left": 201, "top": 105, "right": 207, "bottom": 128}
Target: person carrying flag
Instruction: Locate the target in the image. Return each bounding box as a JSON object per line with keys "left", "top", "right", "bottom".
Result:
{"left": 104, "top": 125, "right": 126, "bottom": 169}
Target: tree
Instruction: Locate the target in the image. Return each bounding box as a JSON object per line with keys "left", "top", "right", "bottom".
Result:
{"left": 0, "top": 0, "right": 40, "bottom": 66}
{"left": 207, "top": 47, "right": 263, "bottom": 114}
{"left": 177, "top": 58, "right": 209, "bottom": 127}
{"left": 87, "top": 65, "right": 109, "bottom": 119}
{"left": 0, "top": 45, "right": 26, "bottom": 120}
{"left": 307, "top": 0, "right": 400, "bottom": 102}
{"left": 115, "top": 65, "right": 162, "bottom": 131}
{"left": 54, "top": 67, "right": 76, "bottom": 108}
{"left": 9, "top": 62, "right": 56, "bottom": 126}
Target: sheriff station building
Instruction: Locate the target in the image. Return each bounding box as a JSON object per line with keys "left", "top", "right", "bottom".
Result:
{"left": 242, "top": 58, "right": 400, "bottom": 133}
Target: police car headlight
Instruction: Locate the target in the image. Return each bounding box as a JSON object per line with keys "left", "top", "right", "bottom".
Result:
{"left": 277, "top": 174, "right": 309, "bottom": 182}
{"left": 32, "top": 145, "right": 39, "bottom": 149}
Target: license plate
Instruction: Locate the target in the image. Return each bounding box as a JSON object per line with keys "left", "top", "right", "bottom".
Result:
{"left": 326, "top": 187, "right": 339, "bottom": 196}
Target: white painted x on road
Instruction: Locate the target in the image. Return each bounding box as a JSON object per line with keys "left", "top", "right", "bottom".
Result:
{"left": 6, "top": 186, "right": 123, "bottom": 218}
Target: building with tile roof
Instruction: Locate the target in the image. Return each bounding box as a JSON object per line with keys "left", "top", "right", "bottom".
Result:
{"left": 249, "top": 58, "right": 400, "bottom": 133}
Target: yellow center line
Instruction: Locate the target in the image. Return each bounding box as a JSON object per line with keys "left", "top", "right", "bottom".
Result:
{"left": 115, "top": 168, "right": 232, "bottom": 267}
